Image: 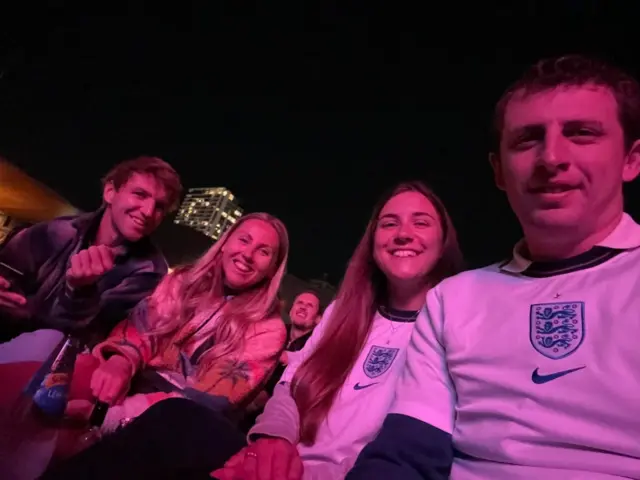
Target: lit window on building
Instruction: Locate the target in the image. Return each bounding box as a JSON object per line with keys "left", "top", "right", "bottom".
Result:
{"left": 174, "top": 187, "right": 243, "bottom": 240}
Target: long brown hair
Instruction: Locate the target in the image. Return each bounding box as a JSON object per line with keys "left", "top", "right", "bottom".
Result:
{"left": 291, "top": 181, "right": 463, "bottom": 445}
{"left": 146, "top": 212, "right": 289, "bottom": 362}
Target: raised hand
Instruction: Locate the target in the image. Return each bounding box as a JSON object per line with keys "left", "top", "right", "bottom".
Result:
{"left": 0, "top": 274, "right": 28, "bottom": 316}
{"left": 66, "top": 245, "right": 124, "bottom": 289}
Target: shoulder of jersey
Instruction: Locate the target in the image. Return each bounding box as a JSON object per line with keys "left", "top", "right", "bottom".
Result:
{"left": 316, "top": 300, "right": 337, "bottom": 328}
{"left": 432, "top": 261, "right": 505, "bottom": 293}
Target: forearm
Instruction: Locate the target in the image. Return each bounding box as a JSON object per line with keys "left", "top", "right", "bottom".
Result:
{"left": 248, "top": 382, "right": 300, "bottom": 445}
{"left": 347, "top": 414, "right": 453, "bottom": 480}
{"left": 49, "top": 273, "right": 161, "bottom": 335}
{"left": 93, "top": 321, "right": 153, "bottom": 373}
{"left": 48, "top": 283, "right": 102, "bottom": 329}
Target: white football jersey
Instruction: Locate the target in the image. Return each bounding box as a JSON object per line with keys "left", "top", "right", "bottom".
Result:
{"left": 281, "top": 303, "right": 420, "bottom": 480}
{"left": 391, "top": 213, "right": 640, "bottom": 479}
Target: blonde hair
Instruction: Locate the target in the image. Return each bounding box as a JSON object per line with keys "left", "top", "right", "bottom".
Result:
{"left": 146, "top": 212, "right": 289, "bottom": 362}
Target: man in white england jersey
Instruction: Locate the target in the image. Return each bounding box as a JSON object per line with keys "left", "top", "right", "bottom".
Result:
{"left": 348, "top": 55, "right": 640, "bottom": 480}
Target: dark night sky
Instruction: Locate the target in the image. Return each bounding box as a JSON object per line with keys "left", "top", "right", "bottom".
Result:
{"left": 0, "top": 3, "right": 638, "bottom": 283}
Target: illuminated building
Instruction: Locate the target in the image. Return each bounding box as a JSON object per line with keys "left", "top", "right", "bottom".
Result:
{"left": 174, "top": 187, "right": 243, "bottom": 240}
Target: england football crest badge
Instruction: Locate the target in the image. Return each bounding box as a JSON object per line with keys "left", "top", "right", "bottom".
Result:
{"left": 530, "top": 302, "right": 585, "bottom": 360}
{"left": 363, "top": 345, "right": 399, "bottom": 378}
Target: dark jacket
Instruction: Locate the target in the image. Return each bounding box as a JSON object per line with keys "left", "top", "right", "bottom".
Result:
{"left": 263, "top": 325, "right": 313, "bottom": 396}
{"left": 0, "top": 209, "right": 167, "bottom": 345}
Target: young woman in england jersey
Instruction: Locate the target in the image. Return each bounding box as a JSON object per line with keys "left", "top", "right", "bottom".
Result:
{"left": 214, "top": 181, "right": 464, "bottom": 480}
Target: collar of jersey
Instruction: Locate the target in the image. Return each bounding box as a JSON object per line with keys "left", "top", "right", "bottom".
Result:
{"left": 378, "top": 305, "right": 421, "bottom": 322}
{"left": 500, "top": 212, "right": 640, "bottom": 277}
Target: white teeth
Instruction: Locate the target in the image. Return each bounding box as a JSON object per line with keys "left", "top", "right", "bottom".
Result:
{"left": 233, "top": 260, "right": 251, "bottom": 273}
{"left": 392, "top": 250, "right": 417, "bottom": 257}
{"left": 130, "top": 216, "right": 144, "bottom": 226}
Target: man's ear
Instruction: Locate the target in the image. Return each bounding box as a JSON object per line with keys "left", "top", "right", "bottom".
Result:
{"left": 103, "top": 181, "right": 116, "bottom": 205}
{"left": 489, "top": 152, "right": 506, "bottom": 191}
{"left": 622, "top": 139, "right": 640, "bottom": 183}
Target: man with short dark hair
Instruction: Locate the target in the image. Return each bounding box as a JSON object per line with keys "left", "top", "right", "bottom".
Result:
{"left": 241, "top": 290, "right": 322, "bottom": 430}
{"left": 266, "top": 290, "right": 321, "bottom": 391}
{"left": 283, "top": 290, "right": 321, "bottom": 357}
{"left": 348, "top": 55, "right": 640, "bottom": 478}
{"left": 0, "top": 156, "right": 182, "bottom": 351}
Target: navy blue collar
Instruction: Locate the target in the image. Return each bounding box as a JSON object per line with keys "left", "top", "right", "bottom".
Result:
{"left": 507, "top": 246, "right": 624, "bottom": 278}
{"left": 500, "top": 213, "right": 640, "bottom": 278}
{"left": 378, "top": 305, "right": 420, "bottom": 323}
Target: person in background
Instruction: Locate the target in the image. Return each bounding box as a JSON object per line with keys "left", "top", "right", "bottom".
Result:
{"left": 282, "top": 291, "right": 321, "bottom": 361}
{"left": 272, "top": 291, "right": 322, "bottom": 384}
{"left": 348, "top": 55, "right": 640, "bottom": 479}
{"left": 0, "top": 155, "right": 181, "bottom": 357}
{"left": 241, "top": 291, "right": 322, "bottom": 430}
{"left": 213, "top": 180, "right": 463, "bottom": 480}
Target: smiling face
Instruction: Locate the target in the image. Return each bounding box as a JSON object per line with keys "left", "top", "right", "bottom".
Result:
{"left": 372, "top": 190, "right": 444, "bottom": 290}
{"left": 220, "top": 218, "right": 280, "bottom": 290}
{"left": 492, "top": 85, "right": 640, "bottom": 240}
{"left": 289, "top": 292, "right": 320, "bottom": 330}
{"left": 103, "top": 172, "right": 171, "bottom": 242}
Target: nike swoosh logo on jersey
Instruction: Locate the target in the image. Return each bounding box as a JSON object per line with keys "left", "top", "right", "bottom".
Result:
{"left": 354, "top": 382, "right": 379, "bottom": 390}
{"left": 531, "top": 366, "right": 585, "bottom": 384}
